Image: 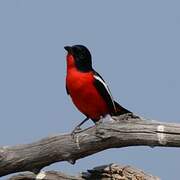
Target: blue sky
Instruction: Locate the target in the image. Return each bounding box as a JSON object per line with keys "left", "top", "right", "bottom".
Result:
{"left": 0, "top": 1, "right": 180, "bottom": 179}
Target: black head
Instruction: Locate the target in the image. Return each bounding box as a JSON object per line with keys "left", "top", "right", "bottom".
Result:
{"left": 64, "top": 45, "right": 93, "bottom": 72}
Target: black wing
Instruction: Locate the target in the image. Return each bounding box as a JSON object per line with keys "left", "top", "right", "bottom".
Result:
{"left": 93, "top": 71, "right": 116, "bottom": 114}
{"left": 113, "top": 101, "right": 131, "bottom": 115}
{"left": 93, "top": 71, "right": 131, "bottom": 116}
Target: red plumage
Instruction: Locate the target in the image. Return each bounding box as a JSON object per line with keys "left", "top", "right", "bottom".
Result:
{"left": 65, "top": 45, "right": 131, "bottom": 134}
{"left": 66, "top": 54, "right": 109, "bottom": 121}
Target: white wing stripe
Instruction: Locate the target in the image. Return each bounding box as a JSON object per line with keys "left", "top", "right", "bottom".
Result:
{"left": 93, "top": 75, "right": 116, "bottom": 111}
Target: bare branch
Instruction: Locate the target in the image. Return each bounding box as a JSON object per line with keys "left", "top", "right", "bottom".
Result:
{"left": 1, "top": 114, "right": 180, "bottom": 177}
{"left": 8, "top": 163, "right": 159, "bottom": 180}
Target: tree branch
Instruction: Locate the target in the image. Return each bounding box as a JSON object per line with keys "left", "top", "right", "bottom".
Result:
{"left": 1, "top": 113, "right": 180, "bottom": 177}
{"left": 8, "top": 163, "right": 159, "bottom": 180}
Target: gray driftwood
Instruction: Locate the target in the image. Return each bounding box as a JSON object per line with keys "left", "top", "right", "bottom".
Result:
{"left": 9, "top": 163, "right": 159, "bottom": 180}
{"left": 1, "top": 113, "right": 180, "bottom": 178}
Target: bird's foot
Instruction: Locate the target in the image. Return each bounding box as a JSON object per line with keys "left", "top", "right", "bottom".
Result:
{"left": 95, "top": 120, "right": 103, "bottom": 126}
{"left": 71, "top": 126, "right": 82, "bottom": 139}
{"left": 94, "top": 116, "right": 105, "bottom": 126}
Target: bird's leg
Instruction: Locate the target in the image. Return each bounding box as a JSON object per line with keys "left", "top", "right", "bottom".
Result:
{"left": 71, "top": 117, "right": 89, "bottom": 137}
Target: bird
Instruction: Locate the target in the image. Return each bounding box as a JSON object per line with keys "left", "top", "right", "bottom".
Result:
{"left": 64, "top": 45, "right": 131, "bottom": 134}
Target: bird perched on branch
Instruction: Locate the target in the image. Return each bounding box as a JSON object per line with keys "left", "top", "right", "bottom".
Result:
{"left": 64, "top": 45, "right": 131, "bottom": 135}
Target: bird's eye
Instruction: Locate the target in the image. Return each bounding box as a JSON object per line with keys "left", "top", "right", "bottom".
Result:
{"left": 79, "top": 52, "right": 85, "bottom": 59}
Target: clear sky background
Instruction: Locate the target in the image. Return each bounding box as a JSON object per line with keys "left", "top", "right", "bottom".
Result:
{"left": 0, "top": 1, "right": 180, "bottom": 179}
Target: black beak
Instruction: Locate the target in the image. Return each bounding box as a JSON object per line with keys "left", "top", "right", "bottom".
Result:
{"left": 64, "top": 46, "right": 72, "bottom": 53}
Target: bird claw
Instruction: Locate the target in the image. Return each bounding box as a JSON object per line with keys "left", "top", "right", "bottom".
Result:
{"left": 71, "top": 126, "right": 82, "bottom": 139}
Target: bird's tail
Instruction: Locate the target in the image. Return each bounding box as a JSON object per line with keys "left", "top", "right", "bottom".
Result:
{"left": 112, "top": 101, "right": 131, "bottom": 116}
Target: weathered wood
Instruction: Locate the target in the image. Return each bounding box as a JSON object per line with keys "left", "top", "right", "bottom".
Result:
{"left": 1, "top": 113, "right": 180, "bottom": 177}
{"left": 9, "top": 163, "right": 160, "bottom": 180}
{"left": 8, "top": 171, "right": 83, "bottom": 180}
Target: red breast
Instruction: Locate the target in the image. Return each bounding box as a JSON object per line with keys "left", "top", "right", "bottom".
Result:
{"left": 66, "top": 54, "right": 109, "bottom": 121}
